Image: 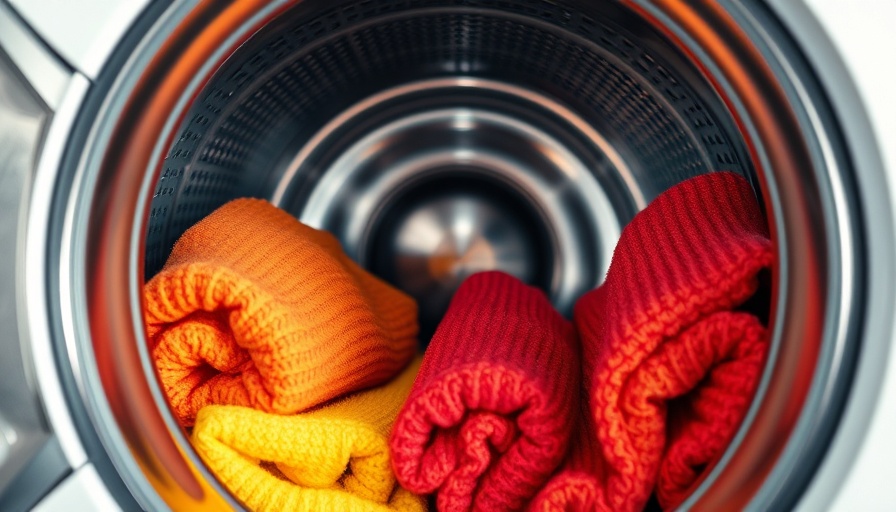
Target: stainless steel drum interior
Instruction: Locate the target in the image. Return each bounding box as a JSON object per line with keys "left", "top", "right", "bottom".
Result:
{"left": 50, "top": 0, "right": 862, "bottom": 509}
{"left": 142, "top": 0, "right": 756, "bottom": 336}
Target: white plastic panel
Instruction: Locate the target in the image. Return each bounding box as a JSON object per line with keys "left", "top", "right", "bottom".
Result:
{"left": 33, "top": 464, "right": 121, "bottom": 512}
{"left": 793, "top": 0, "right": 896, "bottom": 509}
{"left": 0, "top": 2, "right": 70, "bottom": 109}
{"left": 801, "top": 1, "right": 896, "bottom": 173}
{"left": 7, "top": 0, "right": 151, "bottom": 79}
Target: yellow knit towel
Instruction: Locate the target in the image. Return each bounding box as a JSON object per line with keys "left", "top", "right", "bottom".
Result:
{"left": 192, "top": 356, "right": 426, "bottom": 512}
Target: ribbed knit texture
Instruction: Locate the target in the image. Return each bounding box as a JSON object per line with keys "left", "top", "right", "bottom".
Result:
{"left": 144, "top": 198, "right": 418, "bottom": 426}
{"left": 390, "top": 271, "right": 579, "bottom": 512}
{"left": 192, "top": 355, "right": 427, "bottom": 512}
{"left": 530, "top": 171, "right": 772, "bottom": 511}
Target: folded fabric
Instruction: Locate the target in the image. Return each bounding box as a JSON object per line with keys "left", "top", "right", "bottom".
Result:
{"left": 192, "top": 356, "right": 427, "bottom": 512}
{"left": 144, "top": 198, "right": 418, "bottom": 426}
{"left": 390, "top": 271, "right": 579, "bottom": 512}
{"left": 530, "top": 171, "right": 772, "bottom": 511}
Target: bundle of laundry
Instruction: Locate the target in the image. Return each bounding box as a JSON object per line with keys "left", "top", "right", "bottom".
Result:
{"left": 145, "top": 170, "right": 772, "bottom": 512}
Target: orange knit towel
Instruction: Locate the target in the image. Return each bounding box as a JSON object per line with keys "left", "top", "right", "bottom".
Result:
{"left": 144, "top": 198, "right": 419, "bottom": 426}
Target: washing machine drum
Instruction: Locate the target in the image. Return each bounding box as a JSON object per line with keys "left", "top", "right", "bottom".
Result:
{"left": 30, "top": 0, "right": 870, "bottom": 509}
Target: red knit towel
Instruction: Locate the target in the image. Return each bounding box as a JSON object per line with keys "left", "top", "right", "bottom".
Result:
{"left": 530, "top": 171, "right": 773, "bottom": 511}
{"left": 390, "top": 271, "right": 579, "bottom": 512}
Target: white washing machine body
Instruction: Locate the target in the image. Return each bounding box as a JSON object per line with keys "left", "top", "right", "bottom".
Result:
{"left": 778, "top": 2, "right": 896, "bottom": 510}
{"left": 0, "top": 0, "right": 894, "bottom": 510}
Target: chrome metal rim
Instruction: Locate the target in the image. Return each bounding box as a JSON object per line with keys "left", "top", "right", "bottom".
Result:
{"left": 48, "top": 0, "right": 868, "bottom": 508}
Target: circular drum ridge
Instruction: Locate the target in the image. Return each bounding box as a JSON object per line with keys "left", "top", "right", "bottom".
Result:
{"left": 51, "top": 0, "right": 864, "bottom": 509}
{"left": 281, "top": 78, "right": 631, "bottom": 336}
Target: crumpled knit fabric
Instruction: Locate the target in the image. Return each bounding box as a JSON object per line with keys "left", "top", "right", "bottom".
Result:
{"left": 390, "top": 271, "right": 580, "bottom": 512}
{"left": 192, "top": 355, "right": 427, "bottom": 512}
{"left": 530, "top": 171, "right": 773, "bottom": 511}
{"left": 144, "top": 198, "right": 418, "bottom": 426}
